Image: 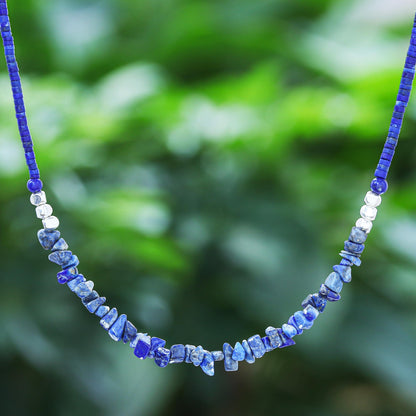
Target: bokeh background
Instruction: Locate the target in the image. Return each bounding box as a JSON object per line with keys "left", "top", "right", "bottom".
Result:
{"left": 1, "top": 0, "right": 416, "bottom": 415}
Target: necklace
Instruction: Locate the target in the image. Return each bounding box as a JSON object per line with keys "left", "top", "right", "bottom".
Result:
{"left": 2, "top": 0, "right": 416, "bottom": 377}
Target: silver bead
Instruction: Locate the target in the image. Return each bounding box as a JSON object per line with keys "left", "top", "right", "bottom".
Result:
{"left": 36, "top": 204, "right": 53, "bottom": 219}
{"left": 364, "top": 191, "right": 381, "bottom": 208}
{"left": 360, "top": 205, "right": 377, "bottom": 221}
{"left": 30, "top": 191, "right": 47, "bottom": 206}
{"left": 42, "top": 216, "right": 60, "bottom": 230}
{"left": 355, "top": 217, "right": 373, "bottom": 233}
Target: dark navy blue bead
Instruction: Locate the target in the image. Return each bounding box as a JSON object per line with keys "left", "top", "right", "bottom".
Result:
{"left": 303, "top": 305, "right": 319, "bottom": 321}
{"left": 248, "top": 334, "right": 266, "bottom": 358}
{"left": 51, "top": 238, "right": 68, "bottom": 252}
{"left": 265, "top": 326, "right": 282, "bottom": 348}
{"left": 57, "top": 267, "right": 78, "bottom": 284}
{"left": 86, "top": 296, "right": 106, "bottom": 313}
{"left": 81, "top": 290, "right": 99, "bottom": 305}
{"left": 134, "top": 333, "right": 151, "bottom": 359}
{"left": 349, "top": 227, "right": 367, "bottom": 243}
{"left": 212, "top": 350, "right": 224, "bottom": 361}
{"left": 344, "top": 240, "right": 365, "bottom": 254}
{"left": 37, "top": 229, "right": 60, "bottom": 250}
{"left": 262, "top": 336, "right": 273, "bottom": 352}
{"left": 231, "top": 342, "right": 245, "bottom": 361}
{"left": 184, "top": 344, "right": 195, "bottom": 363}
{"left": 288, "top": 315, "right": 303, "bottom": 334}
{"left": 200, "top": 352, "right": 215, "bottom": 376}
{"left": 100, "top": 307, "right": 118, "bottom": 331}
{"left": 154, "top": 347, "right": 170, "bottom": 368}
{"left": 122, "top": 321, "right": 137, "bottom": 344}
{"left": 27, "top": 178, "right": 42, "bottom": 193}
{"left": 333, "top": 264, "right": 352, "bottom": 283}
{"left": 148, "top": 337, "right": 167, "bottom": 358}
{"left": 242, "top": 339, "right": 255, "bottom": 363}
{"left": 95, "top": 305, "right": 110, "bottom": 318}
{"left": 48, "top": 250, "right": 73, "bottom": 267}
{"left": 277, "top": 328, "right": 295, "bottom": 348}
{"left": 223, "top": 343, "right": 238, "bottom": 371}
{"left": 67, "top": 274, "right": 85, "bottom": 291}
{"left": 169, "top": 344, "right": 186, "bottom": 363}
{"left": 190, "top": 346, "right": 205, "bottom": 366}
{"left": 108, "top": 314, "right": 127, "bottom": 341}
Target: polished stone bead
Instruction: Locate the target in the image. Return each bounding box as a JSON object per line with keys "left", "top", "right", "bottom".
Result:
{"left": 184, "top": 344, "right": 196, "bottom": 363}
{"left": 212, "top": 350, "right": 224, "bottom": 361}
{"left": 223, "top": 343, "right": 238, "bottom": 371}
{"left": 325, "top": 272, "right": 343, "bottom": 293}
{"left": 48, "top": 250, "right": 73, "bottom": 267}
{"left": 339, "top": 251, "right": 361, "bottom": 266}
{"left": 288, "top": 315, "right": 303, "bottom": 334}
{"left": 130, "top": 334, "right": 140, "bottom": 349}
{"left": 333, "top": 264, "right": 352, "bottom": 283}
{"left": 74, "top": 280, "right": 94, "bottom": 298}
{"left": 364, "top": 191, "right": 381, "bottom": 207}
{"left": 349, "top": 227, "right": 368, "bottom": 243}
{"left": 200, "top": 352, "right": 215, "bottom": 376}
{"left": 371, "top": 178, "right": 388, "bottom": 195}
{"left": 190, "top": 345, "right": 205, "bottom": 366}
{"left": 134, "top": 333, "right": 151, "bottom": 359}
{"left": 294, "top": 310, "right": 312, "bottom": 330}
{"left": 109, "top": 314, "right": 127, "bottom": 341}
{"left": 265, "top": 326, "right": 282, "bottom": 348}
{"left": 27, "top": 178, "right": 43, "bottom": 193}
{"left": 154, "top": 347, "right": 171, "bottom": 368}
{"left": 313, "top": 293, "right": 327, "bottom": 312}
{"left": 148, "top": 337, "right": 167, "bottom": 358}
{"left": 303, "top": 305, "right": 319, "bottom": 321}
{"left": 242, "top": 339, "right": 255, "bottom": 363}
{"left": 67, "top": 274, "right": 85, "bottom": 291}
{"left": 282, "top": 324, "right": 297, "bottom": 339}
{"left": 355, "top": 218, "right": 373, "bottom": 233}
{"left": 360, "top": 205, "right": 377, "bottom": 221}
{"left": 248, "top": 334, "right": 266, "bottom": 358}
{"left": 86, "top": 296, "right": 106, "bottom": 313}
{"left": 95, "top": 305, "right": 110, "bottom": 318}
{"left": 35, "top": 203, "right": 53, "bottom": 219}
{"left": 277, "top": 328, "right": 296, "bottom": 348}
{"left": 344, "top": 240, "right": 365, "bottom": 254}
{"left": 320, "top": 284, "right": 341, "bottom": 301}
{"left": 30, "top": 191, "right": 46, "bottom": 206}
{"left": 100, "top": 307, "right": 118, "bottom": 330}
{"left": 42, "top": 216, "right": 60, "bottom": 230}
{"left": 51, "top": 238, "right": 69, "bottom": 252}
{"left": 122, "top": 321, "right": 138, "bottom": 344}
{"left": 37, "top": 229, "right": 60, "bottom": 250}
{"left": 170, "top": 344, "right": 186, "bottom": 363}
{"left": 63, "top": 254, "right": 79, "bottom": 270}
{"left": 56, "top": 267, "right": 78, "bottom": 284}
{"left": 81, "top": 290, "right": 99, "bottom": 305}
{"left": 231, "top": 342, "right": 245, "bottom": 361}
{"left": 262, "top": 336, "right": 273, "bottom": 352}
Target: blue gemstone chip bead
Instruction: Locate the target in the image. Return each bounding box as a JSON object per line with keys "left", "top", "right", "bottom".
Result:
{"left": 100, "top": 307, "right": 118, "bottom": 330}
{"left": 134, "top": 333, "right": 151, "bottom": 359}
{"left": 211, "top": 350, "right": 224, "bottom": 362}
{"left": 184, "top": 344, "right": 196, "bottom": 363}
{"left": 85, "top": 296, "right": 106, "bottom": 313}
{"left": 81, "top": 290, "right": 99, "bottom": 304}
{"left": 169, "top": 344, "right": 186, "bottom": 363}
{"left": 154, "top": 347, "right": 171, "bottom": 368}
{"left": 324, "top": 272, "right": 343, "bottom": 293}
{"left": 333, "top": 264, "right": 352, "bottom": 283}
{"left": 148, "top": 337, "right": 167, "bottom": 358}
{"left": 37, "top": 229, "right": 60, "bottom": 250}
{"left": 242, "top": 339, "right": 255, "bottom": 363}
{"left": 67, "top": 274, "right": 86, "bottom": 291}
{"left": 247, "top": 334, "right": 266, "bottom": 358}
{"left": 108, "top": 314, "right": 127, "bottom": 341}
{"left": 122, "top": 321, "right": 138, "bottom": 344}
{"left": 349, "top": 227, "right": 367, "bottom": 244}
{"left": 51, "top": 238, "right": 68, "bottom": 252}
{"left": 74, "top": 280, "right": 94, "bottom": 298}
{"left": 190, "top": 345, "right": 205, "bottom": 366}
{"left": 48, "top": 250, "right": 74, "bottom": 267}
{"left": 95, "top": 305, "right": 110, "bottom": 318}
{"left": 277, "top": 328, "right": 295, "bottom": 348}
{"left": 265, "top": 327, "right": 282, "bottom": 349}
{"left": 56, "top": 267, "right": 78, "bottom": 284}
{"left": 231, "top": 342, "right": 245, "bottom": 361}
{"left": 200, "top": 352, "right": 215, "bottom": 376}
{"left": 223, "top": 343, "right": 238, "bottom": 372}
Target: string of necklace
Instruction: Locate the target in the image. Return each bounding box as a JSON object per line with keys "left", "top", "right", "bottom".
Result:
{"left": 1, "top": 0, "right": 416, "bottom": 376}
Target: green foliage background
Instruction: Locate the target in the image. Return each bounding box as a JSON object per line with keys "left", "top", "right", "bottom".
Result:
{"left": 1, "top": 1, "right": 416, "bottom": 415}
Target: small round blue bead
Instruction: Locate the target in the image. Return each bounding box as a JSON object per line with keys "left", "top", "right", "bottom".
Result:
{"left": 27, "top": 178, "right": 43, "bottom": 193}
{"left": 370, "top": 178, "right": 388, "bottom": 195}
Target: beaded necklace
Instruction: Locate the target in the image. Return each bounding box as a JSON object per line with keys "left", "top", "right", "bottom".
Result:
{"left": 1, "top": 0, "right": 416, "bottom": 376}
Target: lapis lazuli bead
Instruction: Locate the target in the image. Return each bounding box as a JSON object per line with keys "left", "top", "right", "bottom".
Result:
{"left": 148, "top": 337, "right": 167, "bottom": 358}
{"left": 67, "top": 274, "right": 85, "bottom": 291}
{"left": 170, "top": 344, "right": 186, "bottom": 363}
{"left": 349, "top": 227, "right": 367, "bottom": 244}
{"left": 108, "top": 314, "right": 127, "bottom": 342}
{"left": 200, "top": 352, "right": 215, "bottom": 376}
{"left": 27, "top": 178, "right": 42, "bottom": 193}
{"left": 339, "top": 251, "right": 361, "bottom": 266}
{"left": 312, "top": 293, "right": 327, "bottom": 312}
{"left": 333, "top": 264, "right": 352, "bottom": 283}
{"left": 48, "top": 250, "right": 73, "bottom": 267}
{"left": 319, "top": 284, "right": 341, "bottom": 301}
{"left": 231, "top": 342, "right": 245, "bottom": 361}
{"left": 288, "top": 315, "right": 303, "bottom": 334}
{"left": 277, "top": 328, "right": 295, "bottom": 348}
{"left": 51, "top": 238, "right": 68, "bottom": 252}
{"left": 37, "top": 229, "right": 60, "bottom": 250}
{"left": 281, "top": 324, "right": 297, "bottom": 339}
{"left": 262, "top": 336, "right": 273, "bottom": 352}
{"left": 86, "top": 296, "right": 106, "bottom": 313}
{"left": 223, "top": 343, "right": 238, "bottom": 371}
{"left": 212, "top": 350, "right": 224, "bottom": 361}
{"left": 154, "top": 347, "right": 171, "bottom": 368}
{"left": 303, "top": 305, "right": 319, "bottom": 321}
{"left": 56, "top": 267, "right": 78, "bottom": 284}
{"left": 122, "top": 321, "right": 137, "bottom": 344}
{"left": 190, "top": 345, "right": 205, "bottom": 366}
{"left": 247, "top": 334, "right": 266, "bottom": 358}
{"left": 81, "top": 290, "right": 99, "bottom": 305}
{"left": 242, "top": 339, "right": 255, "bottom": 363}
{"left": 95, "top": 305, "right": 110, "bottom": 318}
{"left": 74, "top": 280, "right": 94, "bottom": 298}
{"left": 265, "top": 326, "right": 282, "bottom": 348}
{"left": 100, "top": 307, "right": 118, "bottom": 331}
{"left": 134, "top": 333, "right": 151, "bottom": 359}
{"left": 63, "top": 254, "right": 79, "bottom": 269}
{"left": 294, "top": 310, "right": 312, "bottom": 330}
{"left": 184, "top": 344, "right": 195, "bottom": 363}
{"left": 325, "top": 272, "right": 343, "bottom": 293}
{"left": 344, "top": 241, "right": 365, "bottom": 254}
{"left": 371, "top": 178, "right": 388, "bottom": 195}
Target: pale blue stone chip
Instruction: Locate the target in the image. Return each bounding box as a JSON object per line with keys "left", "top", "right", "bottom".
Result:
{"left": 247, "top": 334, "right": 266, "bottom": 358}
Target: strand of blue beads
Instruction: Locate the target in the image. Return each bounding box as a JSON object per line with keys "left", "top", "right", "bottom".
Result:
{"left": 0, "top": 0, "right": 43, "bottom": 194}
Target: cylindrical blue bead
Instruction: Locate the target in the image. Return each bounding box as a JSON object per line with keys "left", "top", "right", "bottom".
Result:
{"left": 374, "top": 169, "right": 388, "bottom": 179}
